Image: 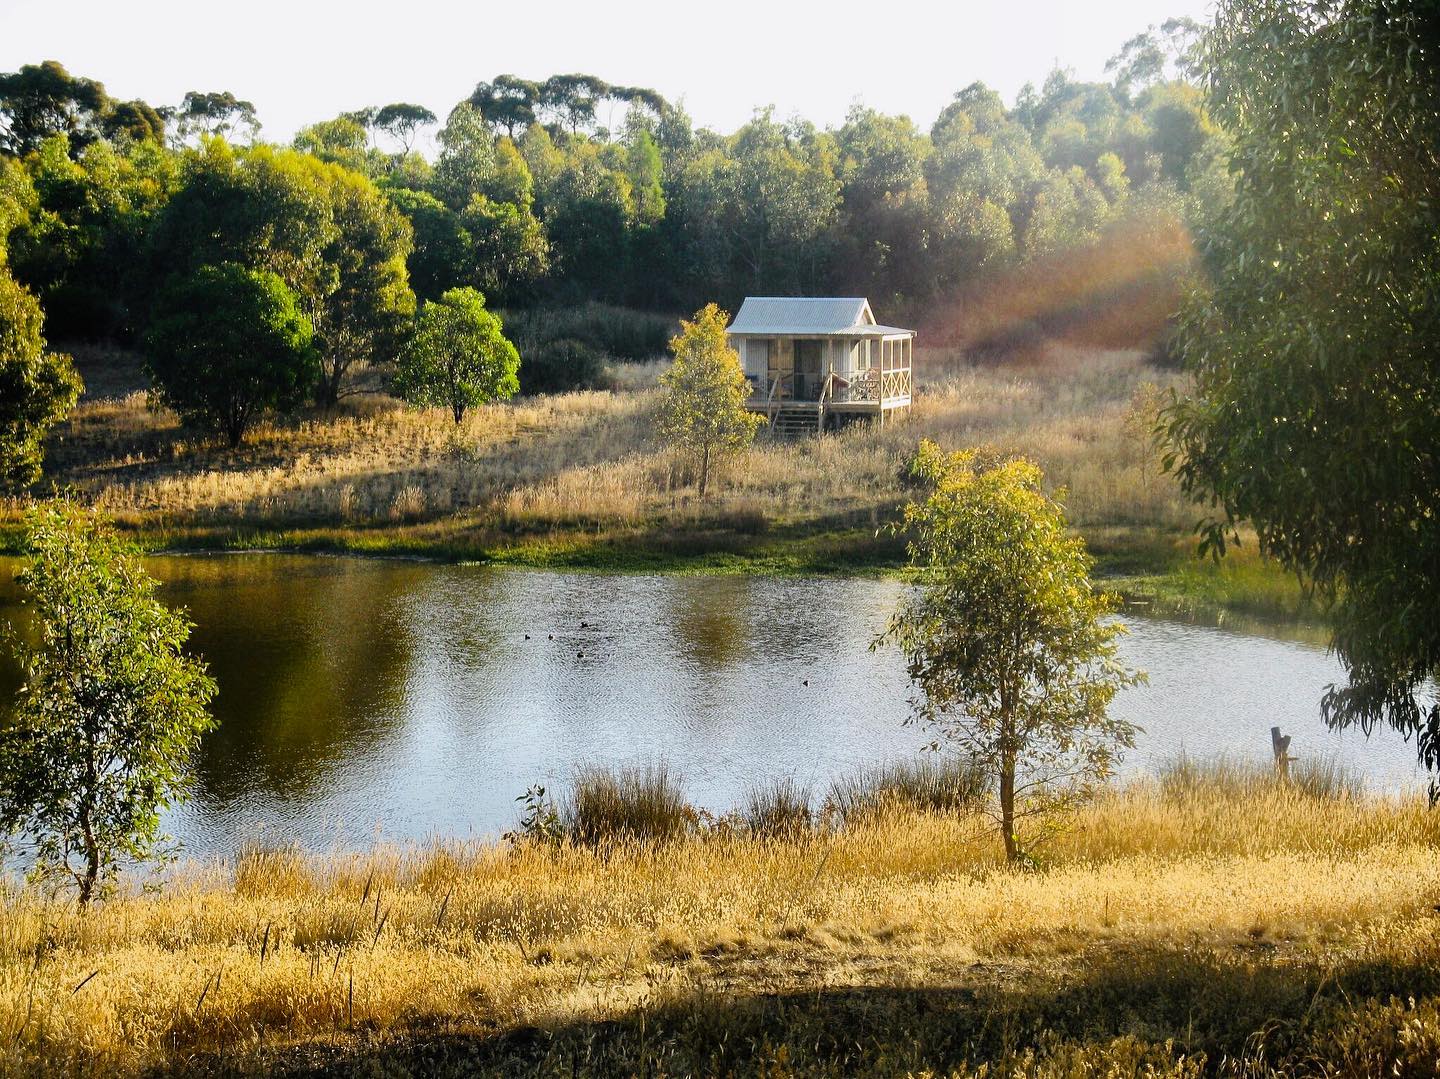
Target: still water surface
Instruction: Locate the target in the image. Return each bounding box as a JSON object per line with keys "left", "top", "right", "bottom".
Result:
{"left": 0, "top": 554, "right": 1423, "bottom": 855}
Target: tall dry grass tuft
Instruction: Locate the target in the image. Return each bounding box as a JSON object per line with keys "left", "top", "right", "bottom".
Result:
{"left": 741, "top": 776, "right": 815, "bottom": 838}
{"left": 561, "top": 762, "right": 694, "bottom": 847}
{"left": 1159, "top": 751, "right": 1368, "bottom": 802}
{"left": 827, "top": 753, "right": 989, "bottom": 823}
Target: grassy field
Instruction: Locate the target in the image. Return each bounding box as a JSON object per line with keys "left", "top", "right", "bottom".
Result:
{"left": 0, "top": 762, "right": 1436, "bottom": 1076}
{"left": 9, "top": 341, "right": 1310, "bottom": 621}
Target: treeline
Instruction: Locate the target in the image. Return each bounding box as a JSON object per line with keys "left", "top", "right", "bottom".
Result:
{"left": 0, "top": 20, "right": 1221, "bottom": 391}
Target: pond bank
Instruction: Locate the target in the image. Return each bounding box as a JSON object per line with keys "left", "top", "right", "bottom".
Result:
{"left": 0, "top": 516, "right": 1318, "bottom": 627}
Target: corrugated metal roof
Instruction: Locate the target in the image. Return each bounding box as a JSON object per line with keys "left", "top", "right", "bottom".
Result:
{"left": 852, "top": 324, "right": 915, "bottom": 337}
{"left": 727, "top": 297, "right": 877, "bottom": 335}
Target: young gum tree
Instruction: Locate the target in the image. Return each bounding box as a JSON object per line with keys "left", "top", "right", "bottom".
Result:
{"left": 656, "top": 303, "right": 762, "bottom": 498}
{"left": 394, "top": 286, "right": 519, "bottom": 423}
{"left": 0, "top": 504, "right": 216, "bottom": 905}
{"left": 879, "top": 441, "right": 1143, "bottom": 862}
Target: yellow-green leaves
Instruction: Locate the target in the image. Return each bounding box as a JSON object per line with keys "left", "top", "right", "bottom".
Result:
{"left": 655, "top": 304, "right": 762, "bottom": 498}
{"left": 884, "top": 440, "right": 1143, "bottom": 861}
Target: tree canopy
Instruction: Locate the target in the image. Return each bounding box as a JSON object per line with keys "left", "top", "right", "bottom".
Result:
{"left": 0, "top": 267, "right": 81, "bottom": 489}
{"left": 0, "top": 51, "right": 1226, "bottom": 342}
{"left": 1161, "top": 0, "right": 1440, "bottom": 786}
{"left": 145, "top": 262, "right": 317, "bottom": 445}
{"left": 0, "top": 61, "right": 110, "bottom": 157}
{"left": 394, "top": 286, "right": 519, "bottom": 422}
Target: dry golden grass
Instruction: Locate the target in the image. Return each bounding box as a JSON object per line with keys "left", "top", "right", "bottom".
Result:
{"left": 1, "top": 778, "right": 1437, "bottom": 1075}
{"left": 33, "top": 344, "right": 1189, "bottom": 549}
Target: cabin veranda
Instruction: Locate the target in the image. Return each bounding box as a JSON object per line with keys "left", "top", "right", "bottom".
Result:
{"left": 726, "top": 297, "right": 915, "bottom": 434}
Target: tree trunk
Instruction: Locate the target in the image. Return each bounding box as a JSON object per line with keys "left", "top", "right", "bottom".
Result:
{"left": 78, "top": 812, "right": 99, "bottom": 906}
{"left": 999, "top": 753, "right": 1017, "bottom": 863}
{"left": 317, "top": 360, "right": 345, "bottom": 411}
{"left": 999, "top": 707, "right": 1018, "bottom": 863}
{"left": 78, "top": 727, "right": 98, "bottom": 906}
{"left": 697, "top": 441, "right": 711, "bottom": 499}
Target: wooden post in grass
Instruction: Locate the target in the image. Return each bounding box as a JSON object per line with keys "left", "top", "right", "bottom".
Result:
{"left": 1270, "top": 726, "right": 1296, "bottom": 780}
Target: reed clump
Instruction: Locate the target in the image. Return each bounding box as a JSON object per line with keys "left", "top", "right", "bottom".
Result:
{"left": 1159, "top": 751, "right": 1367, "bottom": 802}
{"left": 561, "top": 762, "right": 694, "bottom": 847}
{"left": 826, "top": 753, "right": 989, "bottom": 823}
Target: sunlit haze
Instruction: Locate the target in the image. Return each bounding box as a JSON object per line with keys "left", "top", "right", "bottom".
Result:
{"left": 2, "top": 0, "right": 1214, "bottom": 147}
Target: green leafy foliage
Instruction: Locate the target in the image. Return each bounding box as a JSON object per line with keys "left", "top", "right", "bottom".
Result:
{"left": 0, "top": 61, "right": 110, "bottom": 157}
{"left": 149, "top": 141, "right": 414, "bottom": 404}
{"left": 1160, "top": 0, "right": 1440, "bottom": 785}
{"left": 394, "top": 286, "right": 519, "bottom": 422}
{"left": 655, "top": 304, "right": 762, "bottom": 498}
{"left": 0, "top": 266, "right": 80, "bottom": 489}
{"left": 0, "top": 52, "right": 1227, "bottom": 345}
{"left": 881, "top": 441, "right": 1143, "bottom": 860}
{"left": 144, "top": 263, "right": 317, "bottom": 446}
{"left": 0, "top": 503, "right": 216, "bottom": 904}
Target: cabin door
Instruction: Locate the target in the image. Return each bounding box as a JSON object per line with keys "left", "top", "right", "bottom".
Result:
{"left": 794, "top": 340, "right": 823, "bottom": 400}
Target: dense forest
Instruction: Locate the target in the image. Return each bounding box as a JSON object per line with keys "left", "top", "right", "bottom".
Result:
{"left": 0, "top": 18, "right": 1221, "bottom": 398}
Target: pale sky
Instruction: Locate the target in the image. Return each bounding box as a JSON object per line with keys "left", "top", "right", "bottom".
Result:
{"left": 2, "top": 0, "right": 1215, "bottom": 148}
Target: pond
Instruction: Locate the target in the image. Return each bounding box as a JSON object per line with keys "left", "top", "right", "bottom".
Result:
{"left": 0, "top": 554, "right": 1424, "bottom": 856}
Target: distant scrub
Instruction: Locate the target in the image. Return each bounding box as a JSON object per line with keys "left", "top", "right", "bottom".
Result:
{"left": 506, "top": 302, "right": 674, "bottom": 361}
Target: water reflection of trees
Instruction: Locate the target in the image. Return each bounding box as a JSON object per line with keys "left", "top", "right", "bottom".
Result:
{"left": 665, "top": 577, "right": 750, "bottom": 671}
{"left": 151, "top": 556, "right": 423, "bottom": 810}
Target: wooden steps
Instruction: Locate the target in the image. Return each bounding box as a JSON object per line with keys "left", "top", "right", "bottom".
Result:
{"left": 768, "top": 406, "right": 822, "bottom": 437}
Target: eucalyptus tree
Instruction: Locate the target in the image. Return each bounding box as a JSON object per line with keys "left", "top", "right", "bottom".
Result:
{"left": 468, "top": 75, "right": 540, "bottom": 138}
{"left": 0, "top": 503, "right": 217, "bottom": 905}
{"left": 0, "top": 60, "right": 111, "bottom": 157}
{"left": 372, "top": 103, "right": 437, "bottom": 154}
{"left": 1161, "top": 0, "right": 1440, "bottom": 787}
{"left": 539, "top": 74, "right": 609, "bottom": 135}
{"left": 881, "top": 441, "right": 1142, "bottom": 862}
{"left": 174, "top": 90, "right": 260, "bottom": 144}
{"left": 150, "top": 141, "right": 414, "bottom": 404}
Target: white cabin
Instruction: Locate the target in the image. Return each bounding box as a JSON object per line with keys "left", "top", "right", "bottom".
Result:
{"left": 726, "top": 297, "right": 914, "bottom": 433}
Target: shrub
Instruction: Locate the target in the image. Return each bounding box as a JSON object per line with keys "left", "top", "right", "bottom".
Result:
{"left": 505, "top": 303, "right": 676, "bottom": 364}
{"left": 520, "top": 336, "right": 607, "bottom": 395}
